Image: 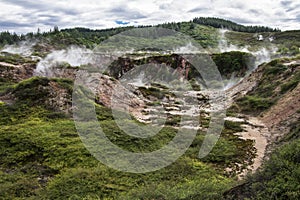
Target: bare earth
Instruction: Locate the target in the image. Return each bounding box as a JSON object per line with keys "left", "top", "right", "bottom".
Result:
{"left": 234, "top": 117, "right": 269, "bottom": 179}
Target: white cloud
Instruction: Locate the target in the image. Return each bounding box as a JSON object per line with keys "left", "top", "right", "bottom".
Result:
{"left": 0, "top": 0, "right": 299, "bottom": 33}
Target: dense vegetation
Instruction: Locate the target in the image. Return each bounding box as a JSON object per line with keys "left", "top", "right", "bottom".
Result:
{"left": 2, "top": 16, "right": 299, "bottom": 60}
{"left": 107, "top": 51, "right": 255, "bottom": 81}
{"left": 212, "top": 51, "right": 255, "bottom": 78}
{"left": 0, "top": 31, "right": 26, "bottom": 46}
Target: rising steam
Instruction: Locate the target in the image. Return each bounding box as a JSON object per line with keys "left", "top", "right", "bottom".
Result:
{"left": 1, "top": 41, "right": 36, "bottom": 57}
{"left": 34, "top": 30, "right": 280, "bottom": 90}
{"left": 35, "top": 46, "right": 94, "bottom": 76}
{"left": 218, "top": 29, "right": 278, "bottom": 90}
{"left": 218, "top": 29, "right": 278, "bottom": 66}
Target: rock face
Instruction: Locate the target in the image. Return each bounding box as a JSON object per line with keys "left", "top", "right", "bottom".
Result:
{"left": 74, "top": 71, "right": 146, "bottom": 115}
{"left": 108, "top": 52, "right": 254, "bottom": 81}
{"left": 40, "top": 67, "right": 77, "bottom": 80}
{"left": 0, "top": 62, "right": 35, "bottom": 82}
{"left": 46, "top": 81, "right": 73, "bottom": 113}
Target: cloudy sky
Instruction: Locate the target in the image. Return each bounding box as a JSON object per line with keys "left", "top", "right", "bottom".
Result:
{"left": 0, "top": 0, "right": 300, "bottom": 33}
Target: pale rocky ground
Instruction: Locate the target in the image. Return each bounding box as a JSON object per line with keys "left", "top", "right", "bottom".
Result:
{"left": 226, "top": 116, "right": 269, "bottom": 179}
{"left": 117, "top": 72, "right": 271, "bottom": 178}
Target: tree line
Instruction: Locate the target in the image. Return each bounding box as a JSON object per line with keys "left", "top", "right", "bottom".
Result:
{"left": 0, "top": 17, "right": 281, "bottom": 47}
{"left": 192, "top": 17, "right": 280, "bottom": 33}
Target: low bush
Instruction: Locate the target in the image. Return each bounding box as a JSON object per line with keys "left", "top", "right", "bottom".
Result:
{"left": 236, "top": 95, "right": 274, "bottom": 114}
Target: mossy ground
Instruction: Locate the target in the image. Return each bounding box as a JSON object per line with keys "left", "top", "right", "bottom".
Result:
{"left": 0, "top": 78, "right": 253, "bottom": 199}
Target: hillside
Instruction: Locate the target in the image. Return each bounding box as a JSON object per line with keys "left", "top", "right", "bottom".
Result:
{"left": 0, "top": 18, "right": 299, "bottom": 199}
{"left": 225, "top": 57, "right": 300, "bottom": 199}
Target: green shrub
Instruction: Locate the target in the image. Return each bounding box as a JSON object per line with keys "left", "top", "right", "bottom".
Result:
{"left": 42, "top": 167, "right": 130, "bottom": 200}
{"left": 138, "top": 86, "right": 169, "bottom": 99}
{"left": 280, "top": 72, "right": 300, "bottom": 94}
{"left": 212, "top": 51, "right": 254, "bottom": 78}
{"left": 12, "top": 76, "right": 73, "bottom": 108}
{"left": 224, "top": 120, "right": 243, "bottom": 133}
{"left": 0, "top": 171, "right": 40, "bottom": 199}
{"left": 237, "top": 95, "right": 274, "bottom": 114}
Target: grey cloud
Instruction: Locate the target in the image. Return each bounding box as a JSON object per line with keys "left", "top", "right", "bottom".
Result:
{"left": 248, "top": 9, "right": 261, "bottom": 15}
{"left": 275, "top": 11, "right": 285, "bottom": 16}
{"left": 2, "top": 0, "right": 79, "bottom": 15}
{"left": 1, "top": 0, "right": 300, "bottom": 33}
{"left": 1, "top": 0, "right": 42, "bottom": 10}
{"left": 159, "top": 4, "right": 168, "bottom": 10}
{"left": 230, "top": 3, "right": 245, "bottom": 9}
{"left": 188, "top": 7, "right": 207, "bottom": 13}
{"left": 37, "top": 16, "right": 61, "bottom": 26}
{"left": 281, "top": 0, "right": 293, "bottom": 6}
{"left": 281, "top": 14, "right": 300, "bottom": 22}
{"left": 108, "top": 7, "right": 147, "bottom": 20}
{"left": 295, "top": 14, "right": 300, "bottom": 21}
{"left": 0, "top": 21, "right": 30, "bottom": 28}
{"left": 14, "top": 12, "right": 62, "bottom": 27}
{"left": 286, "top": 4, "right": 300, "bottom": 12}
{"left": 79, "top": 22, "right": 106, "bottom": 28}
{"left": 281, "top": 18, "right": 295, "bottom": 22}
{"left": 38, "top": 14, "right": 60, "bottom": 18}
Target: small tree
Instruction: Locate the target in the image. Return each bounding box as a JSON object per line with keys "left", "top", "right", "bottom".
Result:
{"left": 54, "top": 25, "right": 59, "bottom": 33}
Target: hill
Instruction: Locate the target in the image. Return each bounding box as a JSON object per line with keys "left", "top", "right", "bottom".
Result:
{"left": 0, "top": 17, "right": 282, "bottom": 49}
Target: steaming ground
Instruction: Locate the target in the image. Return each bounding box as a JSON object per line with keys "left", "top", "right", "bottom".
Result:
{"left": 217, "top": 29, "right": 279, "bottom": 90}
{"left": 32, "top": 29, "right": 280, "bottom": 91}
{"left": 0, "top": 29, "right": 282, "bottom": 82}
{"left": 218, "top": 29, "right": 278, "bottom": 65}
{"left": 1, "top": 41, "right": 36, "bottom": 57}
{"left": 34, "top": 46, "right": 94, "bottom": 76}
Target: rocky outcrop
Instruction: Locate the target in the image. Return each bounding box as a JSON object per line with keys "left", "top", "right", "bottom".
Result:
{"left": 74, "top": 72, "right": 145, "bottom": 115}
{"left": 46, "top": 80, "right": 73, "bottom": 113}
{"left": 11, "top": 77, "right": 73, "bottom": 113}
{"left": 0, "top": 62, "right": 36, "bottom": 82}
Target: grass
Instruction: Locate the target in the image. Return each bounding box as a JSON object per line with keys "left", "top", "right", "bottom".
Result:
{"left": 1, "top": 20, "right": 300, "bottom": 199}
{"left": 0, "top": 93, "right": 255, "bottom": 199}
{"left": 0, "top": 81, "right": 14, "bottom": 94}
{"left": 280, "top": 71, "right": 300, "bottom": 94}
{"left": 236, "top": 95, "right": 274, "bottom": 115}
{"left": 225, "top": 30, "right": 300, "bottom": 53}
{"left": 2, "top": 53, "right": 297, "bottom": 200}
